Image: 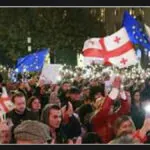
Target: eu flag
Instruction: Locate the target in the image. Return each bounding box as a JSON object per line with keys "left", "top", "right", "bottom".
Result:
{"left": 15, "top": 48, "right": 49, "bottom": 73}
{"left": 122, "top": 11, "right": 150, "bottom": 50}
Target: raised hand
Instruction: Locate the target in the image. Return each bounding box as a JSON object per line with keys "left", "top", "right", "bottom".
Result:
{"left": 112, "top": 76, "right": 122, "bottom": 89}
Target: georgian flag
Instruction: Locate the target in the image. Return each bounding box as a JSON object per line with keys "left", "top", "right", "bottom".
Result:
{"left": 0, "top": 87, "right": 15, "bottom": 114}
{"left": 82, "top": 27, "right": 138, "bottom": 68}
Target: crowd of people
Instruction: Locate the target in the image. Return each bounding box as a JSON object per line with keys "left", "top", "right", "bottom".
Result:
{"left": 0, "top": 64, "right": 150, "bottom": 144}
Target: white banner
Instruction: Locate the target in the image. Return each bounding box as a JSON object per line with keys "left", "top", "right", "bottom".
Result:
{"left": 39, "top": 64, "right": 62, "bottom": 84}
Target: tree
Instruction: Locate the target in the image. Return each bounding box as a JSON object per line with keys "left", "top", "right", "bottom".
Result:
{"left": 0, "top": 8, "right": 106, "bottom": 66}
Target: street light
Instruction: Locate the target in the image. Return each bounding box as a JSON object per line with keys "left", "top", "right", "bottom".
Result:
{"left": 27, "top": 37, "right": 32, "bottom": 52}
{"left": 28, "top": 46, "right": 32, "bottom": 52}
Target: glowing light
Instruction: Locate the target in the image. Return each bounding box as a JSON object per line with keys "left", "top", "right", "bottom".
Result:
{"left": 23, "top": 68, "right": 26, "bottom": 72}
{"left": 57, "top": 76, "right": 61, "bottom": 82}
{"left": 145, "top": 105, "right": 150, "bottom": 113}
{"left": 15, "top": 68, "right": 19, "bottom": 73}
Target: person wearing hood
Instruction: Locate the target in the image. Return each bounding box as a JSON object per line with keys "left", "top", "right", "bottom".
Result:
{"left": 41, "top": 103, "right": 81, "bottom": 143}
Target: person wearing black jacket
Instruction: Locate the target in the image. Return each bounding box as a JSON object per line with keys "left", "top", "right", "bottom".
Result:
{"left": 130, "top": 90, "right": 145, "bottom": 129}
{"left": 41, "top": 104, "right": 67, "bottom": 143}
{"left": 57, "top": 81, "right": 71, "bottom": 107}
{"left": 27, "top": 96, "right": 42, "bottom": 120}
{"left": 6, "top": 92, "right": 38, "bottom": 143}
{"left": 41, "top": 103, "right": 81, "bottom": 143}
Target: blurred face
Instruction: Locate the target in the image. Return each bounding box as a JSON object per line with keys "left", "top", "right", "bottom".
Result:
{"left": 62, "top": 83, "right": 70, "bottom": 92}
{"left": 90, "top": 80, "right": 98, "bottom": 87}
{"left": 31, "top": 99, "right": 41, "bottom": 112}
{"left": 116, "top": 120, "right": 133, "bottom": 137}
{"left": 19, "top": 83, "right": 25, "bottom": 89}
{"left": 14, "top": 96, "right": 26, "bottom": 114}
{"left": 70, "top": 93, "right": 80, "bottom": 101}
{"left": 49, "top": 109, "right": 62, "bottom": 129}
{"left": 82, "top": 89, "right": 90, "bottom": 97}
{"left": 134, "top": 92, "right": 140, "bottom": 102}
{"left": 94, "top": 92, "right": 102, "bottom": 100}
{"left": 0, "top": 123, "right": 11, "bottom": 144}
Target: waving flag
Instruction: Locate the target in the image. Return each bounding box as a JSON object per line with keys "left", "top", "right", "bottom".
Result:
{"left": 0, "top": 87, "right": 15, "bottom": 114}
{"left": 82, "top": 27, "right": 138, "bottom": 68}
{"left": 15, "top": 48, "right": 49, "bottom": 73}
{"left": 122, "top": 11, "right": 150, "bottom": 50}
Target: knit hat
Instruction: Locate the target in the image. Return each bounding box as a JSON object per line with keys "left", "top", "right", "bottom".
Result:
{"left": 14, "top": 120, "right": 51, "bottom": 143}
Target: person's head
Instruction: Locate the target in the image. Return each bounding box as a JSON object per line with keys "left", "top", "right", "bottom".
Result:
{"left": 83, "top": 96, "right": 91, "bottom": 105}
{"left": 69, "top": 86, "right": 81, "bottom": 101}
{"left": 77, "top": 104, "right": 93, "bottom": 125}
{"left": 12, "top": 92, "right": 26, "bottom": 114}
{"left": 61, "top": 81, "right": 71, "bottom": 92}
{"left": 132, "top": 90, "right": 141, "bottom": 103}
{"left": 82, "top": 87, "right": 90, "bottom": 97}
{"left": 110, "top": 134, "right": 140, "bottom": 144}
{"left": 82, "top": 132, "right": 102, "bottom": 144}
{"left": 28, "top": 77, "right": 37, "bottom": 86}
{"left": 0, "top": 121, "right": 11, "bottom": 144}
{"left": 14, "top": 120, "right": 51, "bottom": 144}
{"left": 27, "top": 96, "right": 41, "bottom": 112}
{"left": 90, "top": 79, "right": 98, "bottom": 87}
{"left": 41, "top": 104, "right": 62, "bottom": 130}
{"left": 18, "top": 82, "right": 25, "bottom": 89}
{"left": 90, "top": 86, "right": 105, "bottom": 101}
{"left": 114, "top": 115, "right": 136, "bottom": 137}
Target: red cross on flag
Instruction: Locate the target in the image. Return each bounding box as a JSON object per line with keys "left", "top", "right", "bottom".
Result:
{"left": 82, "top": 27, "right": 138, "bottom": 68}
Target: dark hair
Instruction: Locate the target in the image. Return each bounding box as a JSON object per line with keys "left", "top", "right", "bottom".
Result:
{"left": 69, "top": 86, "right": 80, "bottom": 94}
{"left": 11, "top": 92, "right": 25, "bottom": 103}
{"left": 40, "top": 104, "right": 61, "bottom": 125}
{"left": 83, "top": 95, "right": 91, "bottom": 103}
{"left": 27, "top": 96, "right": 40, "bottom": 109}
{"left": 78, "top": 104, "right": 93, "bottom": 125}
{"left": 131, "top": 90, "right": 140, "bottom": 104}
{"left": 82, "top": 132, "right": 102, "bottom": 144}
{"left": 62, "top": 81, "right": 70, "bottom": 85}
{"left": 90, "top": 86, "right": 105, "bottom": 100}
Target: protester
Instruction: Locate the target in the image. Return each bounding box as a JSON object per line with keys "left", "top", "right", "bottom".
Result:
{"left": 27, "top": 96, "right": 42, "bottom": 120}
{"left": 14, "top": 120, "right": 51, "bottom": 144}
{"left": 109, "top": 134, "right": 140, "bottom": 144}
{"left": 57, "top": 81, "right": 71, "bottom": 107}
{"left": 67, "top": 86, "right": 83, "bottom": 111}
{"left": 40, "top": 104, "right": 67, "bottom": 143}
{"left": 130, "top": 90, "right": 145, "bottom": 129}
{"left": 76, "top": 100, "right": 94, "bottom": 133}
{"left": 1, "top": 63, "right": 150, "bottom": 144}
{"left": 110, "top": 115, "right": 150, "bottom": 143}
{"left": 49, "top": 84, "right": 61, "bottom": 106}
{"left": 91, "top": 76, "right": 130, "bottom": 143}
{"left": 6, "top": 92, "right": 38, "bottom": 143}
{"left": 0, "top": 121, "right": 12, "bottom": 144}
{"left": 41, "top": 103, "right": 81, "bottom": 143}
